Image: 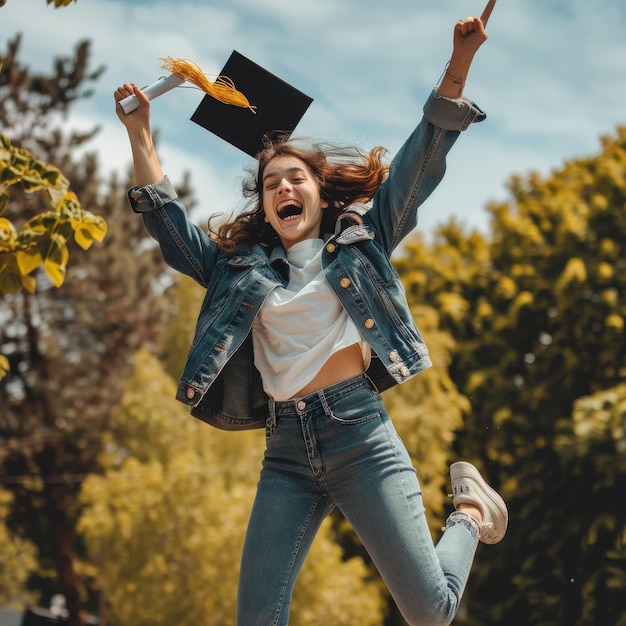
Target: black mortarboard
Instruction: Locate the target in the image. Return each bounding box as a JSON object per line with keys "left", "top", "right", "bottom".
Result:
{"left": 190, "top": 51, "right": 313, "bottom": 158}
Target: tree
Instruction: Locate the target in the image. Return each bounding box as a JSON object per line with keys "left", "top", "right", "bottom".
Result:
{"left": 550, "top": 383, "right": 626, "bottom": 626}
{"left": 0, "top": 36, "right": 180, "bottom": 626}
{"left": 395, "top": 126, "right": 626, "bottom": 625}
{"left": 0, "top": 35, "right": 106, "bottom": 378}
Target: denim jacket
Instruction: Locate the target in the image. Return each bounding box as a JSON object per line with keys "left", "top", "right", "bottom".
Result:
{"left": 128, "top": 90, "right": 485, "bottom": 430}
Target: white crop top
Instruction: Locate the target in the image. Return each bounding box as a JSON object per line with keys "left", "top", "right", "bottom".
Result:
{"left": 252, "top": 238, "right": 370, "bottom": 401}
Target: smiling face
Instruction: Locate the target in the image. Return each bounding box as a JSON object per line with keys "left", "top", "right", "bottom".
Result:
{"left": 261, "top": 155, "right": 328, "bottom": 249}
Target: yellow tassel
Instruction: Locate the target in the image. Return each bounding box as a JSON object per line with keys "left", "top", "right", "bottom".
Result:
{"left": 160, "top": 57, "right": 256, "bottom": 113}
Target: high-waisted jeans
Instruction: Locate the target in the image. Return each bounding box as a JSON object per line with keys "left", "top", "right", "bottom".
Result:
{"left": 236, "top": 373, "right": 479, "bottom": 626}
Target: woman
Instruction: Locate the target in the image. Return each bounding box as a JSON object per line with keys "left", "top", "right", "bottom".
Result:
{"left": 115, "top": 6, "right": 507, "bottom": 626}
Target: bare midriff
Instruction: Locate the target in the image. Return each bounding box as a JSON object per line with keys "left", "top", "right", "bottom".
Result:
{"left": 291, "top": 343, "right": 366, "bottom": 398}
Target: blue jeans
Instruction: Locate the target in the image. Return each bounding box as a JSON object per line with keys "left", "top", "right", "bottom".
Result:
{"left": 236, "top": 374, "right": 479, "bottom": 626}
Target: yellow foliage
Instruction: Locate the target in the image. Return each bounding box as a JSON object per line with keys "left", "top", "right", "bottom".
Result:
{"left": 509, "top": 290, "right": 534, "bottom": 318}
{"left": 495, "top": 275, "right": 518, "bottom": 299}
{"left": 599, "top": 237, "right": 618, "bottom": 256}
{"left": 0, "top": 489, "right": 38, "bottom": 607}
{"left": 556, "top": 257, "right": 587, "bottom": 291}
{"left": 596, "top": 261, "right": 614, "bottom": 282}
{"left": 601, "top": 288, "right": 619, "bottom": 306}
{"left": 0, "top": 354, "right": 9, "bottom": 380}
{"left": 475, "top": 298, "right": 493, "bottom": 320}
{"left": 0, "top": 217, "right": 17, "bottom": 245}
{"left": 605, "top": 314, "right": 624, "bottom": 333}
{"left": 436, "top": 292, "right": 469, "bottom": 322}
{"left": 0, "top": 133, "right": 107, "bottom": 294}
{"left": 591, "top": 193, "right": 609, "bottom": 210}
{"left": 561, "top": 384, "right": 626, "bottom": 459}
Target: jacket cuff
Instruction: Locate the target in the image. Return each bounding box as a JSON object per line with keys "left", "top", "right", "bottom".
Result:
{"left": 127, "top": 175, "right": 178, "bottom": 213}
{"left": 423, "top": 89, "right": 486, "bottom": 131}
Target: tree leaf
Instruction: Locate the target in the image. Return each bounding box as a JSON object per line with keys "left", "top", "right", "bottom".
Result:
{"left": 74, "top": 215, "right": 107, "bottom": 250}
{"left": 16, "top": 250, "right": 43, "bottom": 276}
{"left": 43, "top": 238, "right": 69, "bottom": 287}
{"left": 0, "top": 262, "right": 24, "bottom": 295}
{"left": 0, "top": 355, "right": 9, "bottom": 380}
{"left": 0, "top": 217, "right": 18, "bottom": 249}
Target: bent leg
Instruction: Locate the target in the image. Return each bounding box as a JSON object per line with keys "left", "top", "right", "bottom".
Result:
{"left": 327, "top": 415, "right": 479, "bottom": 626}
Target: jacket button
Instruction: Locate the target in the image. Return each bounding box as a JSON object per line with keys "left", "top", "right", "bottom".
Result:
{"left": 340, "top": 277, "right": 351, "bottom": 288}
{"left": 364, "top": 318, "right": 375, "bottom": 329}
{"left": 186, "top": 387, "right": 196, "bottom": 400}
{"left": 389, "top": 350, "right": 399, "bottom": 362}
{"left": 326, "top": 243, "right": 336, "bottom": 253}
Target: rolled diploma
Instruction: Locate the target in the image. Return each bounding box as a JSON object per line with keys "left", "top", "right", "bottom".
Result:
{"left": 119, "top": 74, "right": 185, "bottom": 114}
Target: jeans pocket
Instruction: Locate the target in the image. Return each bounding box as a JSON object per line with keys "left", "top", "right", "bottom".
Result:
{"left": 324, "top": 385, "right": 383, "bottom": 425}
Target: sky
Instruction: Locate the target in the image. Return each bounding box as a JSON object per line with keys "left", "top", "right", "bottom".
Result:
{"left": 2, "top": 0, "right": 626, "bottom": 238}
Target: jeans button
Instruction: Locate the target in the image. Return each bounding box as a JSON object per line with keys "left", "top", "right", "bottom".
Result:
{"left": 297, "top": 400, "right": 306, "bottom": 410}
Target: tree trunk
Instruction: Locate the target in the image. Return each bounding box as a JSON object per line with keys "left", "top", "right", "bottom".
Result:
{"left": 40, "top": 463, "right": 85, "bottom": 626}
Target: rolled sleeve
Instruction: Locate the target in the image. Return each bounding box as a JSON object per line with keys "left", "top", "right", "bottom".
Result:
{"left": 423, "top": 89, "right": 486, "bottom": 131}
{"left": 127, "top": 175, "right": 178, "bottom": 213}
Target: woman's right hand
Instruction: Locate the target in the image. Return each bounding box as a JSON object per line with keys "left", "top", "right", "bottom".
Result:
{"left": 113, "top": 83, "right": 164, "bottom": 187}
{"left": 114, "top": 83, "right": 151, "bottom": 130}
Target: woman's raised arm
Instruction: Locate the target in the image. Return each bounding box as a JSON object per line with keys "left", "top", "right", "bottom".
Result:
{"left": 114, "top": 83, "right": 165, "bottom": 187}
{"left": 437, "top": 0, "right": 496, "bottom": 98}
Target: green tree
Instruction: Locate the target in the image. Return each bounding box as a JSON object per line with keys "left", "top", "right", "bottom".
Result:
{"left": 0, "top": 37, "right": 179, "bottom": 626}
{"left": 79, "top": 347, "right": 387, "bottom": 626}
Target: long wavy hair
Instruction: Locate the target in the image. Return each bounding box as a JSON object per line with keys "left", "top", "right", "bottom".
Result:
{"left": 209, "top": 137, "right": 389, "bottom": 252}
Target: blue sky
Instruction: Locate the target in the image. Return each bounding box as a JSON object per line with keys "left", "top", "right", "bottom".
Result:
{"left": 2, "top": 0, "right": 625, "bottom": 237}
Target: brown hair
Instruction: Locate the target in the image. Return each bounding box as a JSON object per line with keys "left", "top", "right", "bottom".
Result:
{"left": 209, "top": 137, "right": 389, "bottom": 252}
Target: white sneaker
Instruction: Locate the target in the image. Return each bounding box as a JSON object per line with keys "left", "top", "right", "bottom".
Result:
{"left": 449, "top": 461, "right": 508, "bottom": 544}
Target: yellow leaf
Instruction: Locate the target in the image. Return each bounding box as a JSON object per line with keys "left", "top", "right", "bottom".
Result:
{"left": 43, "top": 258, "right": 67, "bottom": 287}
{"left": 0, "top": 265, "right": 24, "bottom": 295}
{"left": 556, "top": 257, "right": 587, "bottom": 291}
{"left": 605, "top": 314, "right": 624, "bottom": 333}
{"left": 0, "top": 355, "right": 9, "bottom": 380}
{"left": 22, "top": 273, "right": 37, "bottom": 294}
{"left": 0, "top": 217, "right": 17, "bottom": 245}
{"left": 57, "top": 190, "right": 82, "bottom": 217}
{"left": 16, "top": 251, "right": 43, "bottom": 276}
{"left": 74, "top": 216, "right": 107, "bottom": 250}
{"left": 43, "top": 242, "right": 69, "bottom": 287}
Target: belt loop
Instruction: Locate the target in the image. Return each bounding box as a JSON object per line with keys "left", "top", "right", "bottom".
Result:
{"left": 266, "top": 401, "right": 277, "bottom": 438}
{"left": 364, "top": 372, "right": 380, "bottom": 395}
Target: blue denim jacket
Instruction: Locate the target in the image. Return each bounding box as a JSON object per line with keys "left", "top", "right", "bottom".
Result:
{"left": 128, "top": 91, "right": 485, "bottom": 430}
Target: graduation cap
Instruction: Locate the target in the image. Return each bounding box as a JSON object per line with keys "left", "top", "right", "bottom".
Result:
{"left": 119, "top": 51, "right": 313, "bottom": 158}
{"left": 191, "top": 51, "right": 314, "bottom": 158}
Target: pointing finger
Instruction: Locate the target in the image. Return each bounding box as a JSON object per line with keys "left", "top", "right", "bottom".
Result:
{"left": 480, "top": 0, "right": 497, "bottom": 27}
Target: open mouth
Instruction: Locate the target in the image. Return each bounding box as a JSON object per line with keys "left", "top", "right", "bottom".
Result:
{"left": 276, "top": 201, "right": 303, "bottom": 220}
